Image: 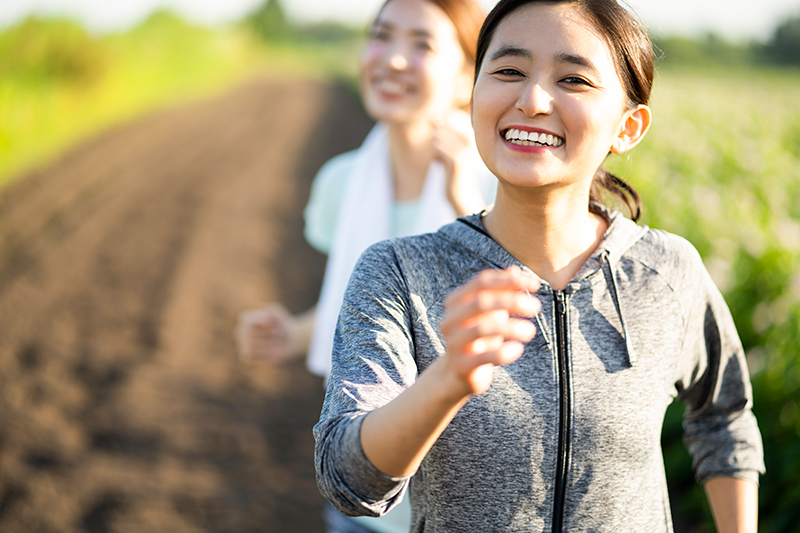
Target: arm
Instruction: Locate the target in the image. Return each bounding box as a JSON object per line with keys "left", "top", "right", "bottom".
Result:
{"left": 704, "top": 477, "right": 758, "bottom": 533}
{"left": 314, "top": 260, "right": 540, "bottom": 516}
{"left": 669, "top": 239, "right": 764, "bottom": 524}
{"left": 360, "top": 267, "right": 541, "bottom": 477}
{"left": 236, "top": 151, "right": 351, "bottom": 363}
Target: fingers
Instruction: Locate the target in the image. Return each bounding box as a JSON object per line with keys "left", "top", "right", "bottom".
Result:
{"left": 431, "top": 120, "right": 471, "bottom": 165}
{"left": 471, "top": 339, "right": 526, "bottom": 367}
{"left": 236, "top": 303, "right": 294, "bottom": 363}
{"left": 455, "top": 265, "right": 541, "bottom": 294}
{"left": 444, "top": 311, "right": 535, "bottom": 368}
{"left": 443, "top": 289, "right": 539, "bottom": 333}
{"left": 431, "top": 118, "right": 471, "bottom": 146}
{"left": 440, "top": 266, "right": 542, "bottom": 372}
{"left": 457, "top": 312, "right": 537, "bottom": 350}
{"left": 443, "top": 266, "right": 541, "bottom": 320}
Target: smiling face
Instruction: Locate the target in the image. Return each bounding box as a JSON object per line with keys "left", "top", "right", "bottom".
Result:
{"left": 360, "top": 0, "right": 472, "bottom": 126}
{"left": 471, "top": 2, "right": 646, "bottom": 192}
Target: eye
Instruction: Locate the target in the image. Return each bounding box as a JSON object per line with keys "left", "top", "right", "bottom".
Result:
{"left": 414, "top": 40, "right": 434, "bottom": 52}
{"left": 370, "top": 28, "right": 391, "bottom": 42}
{"left": 561, "top": 76, "right": 593, "bottom": 87}
{"left": 492, "top": 67, "right": 524, "bottom": 79}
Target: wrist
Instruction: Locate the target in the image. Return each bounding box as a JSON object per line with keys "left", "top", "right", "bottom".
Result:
{"left": 286, "top": 315, "right": 311, "bottom": 358}
{"left": 425, "top": 357, "right": 474, "bottom": 407}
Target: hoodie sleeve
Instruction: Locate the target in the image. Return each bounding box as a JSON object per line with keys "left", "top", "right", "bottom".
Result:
{"left": 313, "top": 242, "right": 418, "bottom": 517}
{"left": 672, "top": 240, "right": 765, "bottom": 486}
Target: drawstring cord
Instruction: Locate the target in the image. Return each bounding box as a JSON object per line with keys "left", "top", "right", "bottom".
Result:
{"left": 600, "top": 251, "right": 637, "bottom": 367}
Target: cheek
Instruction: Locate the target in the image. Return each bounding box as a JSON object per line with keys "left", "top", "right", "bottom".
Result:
{"left": 470, "top": 93, "right": 498, "bottom": 163}
{"left": 471, "top": 82, "right": 502, "bottom": 130}
{"left": 360, "top": 42, "right": 386, "bottom": 70}
{"left": 563, "top": 100, "right": 614, "bottom": 142}
{"left": 412, "top": 54, "right": 441, "bottom": 90}
{"left": 417, "top": 49, "right": 462, "bottom": 88}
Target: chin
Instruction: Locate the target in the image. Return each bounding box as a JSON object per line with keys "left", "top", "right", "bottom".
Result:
{"left": 366, "top": 94, "right": 431, "bottom": 122}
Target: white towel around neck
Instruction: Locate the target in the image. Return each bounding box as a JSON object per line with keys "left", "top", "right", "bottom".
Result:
{"left": 307, "top": 114, "right": 483, "bottom": 378}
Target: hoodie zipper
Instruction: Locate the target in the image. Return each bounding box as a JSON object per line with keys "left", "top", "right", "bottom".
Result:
{"left": 552, "top": 290, "right": 571, "bottom": 533}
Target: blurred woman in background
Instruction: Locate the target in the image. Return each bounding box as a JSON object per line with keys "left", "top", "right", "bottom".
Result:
{"left": 236, "top": 0, "right": 491, "bottom": 531}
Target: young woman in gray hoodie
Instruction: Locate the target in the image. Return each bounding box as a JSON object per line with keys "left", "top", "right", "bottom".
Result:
{"left": 314, "top": 0, "right": 765, "bottom": 531}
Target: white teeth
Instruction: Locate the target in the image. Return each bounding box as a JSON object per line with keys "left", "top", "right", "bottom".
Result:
{"left": 378, "top": 80, "right": 403, "bottom": 94}
{"left": 504, "top": 129, "right": 564, "bottom": 147}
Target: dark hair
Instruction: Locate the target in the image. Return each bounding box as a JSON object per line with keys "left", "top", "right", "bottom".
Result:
{"left": 474, "top": 0, "right": 654, "bottom": 221}
{"left": 376, "top": 0, "right": 486, "bottom": 68}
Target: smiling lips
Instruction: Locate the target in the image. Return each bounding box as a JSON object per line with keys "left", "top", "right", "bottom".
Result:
{"left": 504, "top": 128, "right": 565, "bottom": 147}
{"left": 375, "top": 78, "right": 409, "bottom": 97}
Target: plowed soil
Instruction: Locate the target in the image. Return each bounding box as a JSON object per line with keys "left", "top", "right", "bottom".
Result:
{"left": 0, "top": 78, "right": 373, "bottom": 532}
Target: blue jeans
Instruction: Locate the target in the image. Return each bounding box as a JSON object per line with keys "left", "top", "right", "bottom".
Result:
{"left": 323, "top": 503, "right": 375, "bottom": 533}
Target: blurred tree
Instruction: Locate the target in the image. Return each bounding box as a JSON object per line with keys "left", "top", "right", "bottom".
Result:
{"left": 651, "top": 33, "right": 756, "bottom": 67}
{"left": 295, "top": 20, "right": 362, "bottom": 45}
{"left": 0, "top": 16, "right": 106, "bottom": 82}
{"left": 764, "top": 12, "right": 800, "bottom": 65}
{"left": 245, "top": 0, "right": 293, "bottom": 42}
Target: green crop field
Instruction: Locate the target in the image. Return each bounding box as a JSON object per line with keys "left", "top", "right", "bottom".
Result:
{"left": 607, "top": 65, "right": 800, "bottom": 532}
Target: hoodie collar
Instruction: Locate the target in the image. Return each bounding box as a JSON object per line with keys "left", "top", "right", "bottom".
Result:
{"left": 442, "top": 207, "right": 649, "bottom": 284}
{"left": 441, "top": 208, "right": 648, "bottom": 369}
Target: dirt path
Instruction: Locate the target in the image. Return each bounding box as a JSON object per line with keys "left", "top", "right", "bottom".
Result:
{"left": 0, "top": 77, "right": 373, "bottom": 532}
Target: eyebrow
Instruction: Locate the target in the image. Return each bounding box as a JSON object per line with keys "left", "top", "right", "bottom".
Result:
{"left": 488, "top": 45, "right": 532, "bottom": 62}
{"left": 554, "top": 52, "right": 600, "bottom": 76}
{"left": 487, "top": 45, "right": 600, "bottom": 76}
{"left": 374, "top": 20, "right": 434, "bottom": 39}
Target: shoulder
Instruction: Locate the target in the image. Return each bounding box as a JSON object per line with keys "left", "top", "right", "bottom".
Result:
{"left": 361, "top": 224, "right": 485, "bottom": 272}
{"left": 304, "top": 150, "right": 360, "bottom": 253}
{"left": 625, "top": 226, "right": 712, "bottom": 294}
{"left": 631, "top": 228, "right": 705, "bottom": 271}
{"left": 356, "top": 232, "right": 456, "bottom": 276}
{"left": 311, "top": 150, "right": 359, "bottom": 191}
{"left": 352, "top": 224, "right": 493, "bottom": 303}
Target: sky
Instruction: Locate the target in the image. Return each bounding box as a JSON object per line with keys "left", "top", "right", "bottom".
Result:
{"left": 1, "top": 0, "right": 799, "bottom": 41}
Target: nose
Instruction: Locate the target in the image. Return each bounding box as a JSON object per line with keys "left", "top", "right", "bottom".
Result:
{"left": 388, "top": 49, "right": 409, "bottom": 71}
{"left": 517, "top": 82, "right": 553, "bottom": 116}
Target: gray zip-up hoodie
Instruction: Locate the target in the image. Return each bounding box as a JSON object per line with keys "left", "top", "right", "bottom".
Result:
{"left": 314, "top": 211, "right": 764, "bottom": 532}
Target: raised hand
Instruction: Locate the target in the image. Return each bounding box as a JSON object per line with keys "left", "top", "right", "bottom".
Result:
{"left": 439, "top": 266, "right": 541, "bottom": 396}
{"left": 431, "top": 117, "right": 487, "bottom": 217}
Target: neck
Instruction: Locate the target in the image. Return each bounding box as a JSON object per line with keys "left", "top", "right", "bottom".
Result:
{"left": 387, "top": 119, "right": 435, "bottom": 201}
{"left": 482, "top": 182, "right": 608, "bottom": 290}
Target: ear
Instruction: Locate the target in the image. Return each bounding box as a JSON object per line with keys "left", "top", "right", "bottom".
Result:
{"left": 610, "top": 104, "right": 651, "bottom": 154}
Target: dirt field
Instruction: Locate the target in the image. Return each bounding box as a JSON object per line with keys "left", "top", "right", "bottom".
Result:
{"left": 0, "top": 78, "right": 373, "bottom": 532}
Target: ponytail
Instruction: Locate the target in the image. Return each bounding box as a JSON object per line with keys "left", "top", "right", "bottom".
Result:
{"left": 590, "top": 169, "right": 642, "bottom": 222}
